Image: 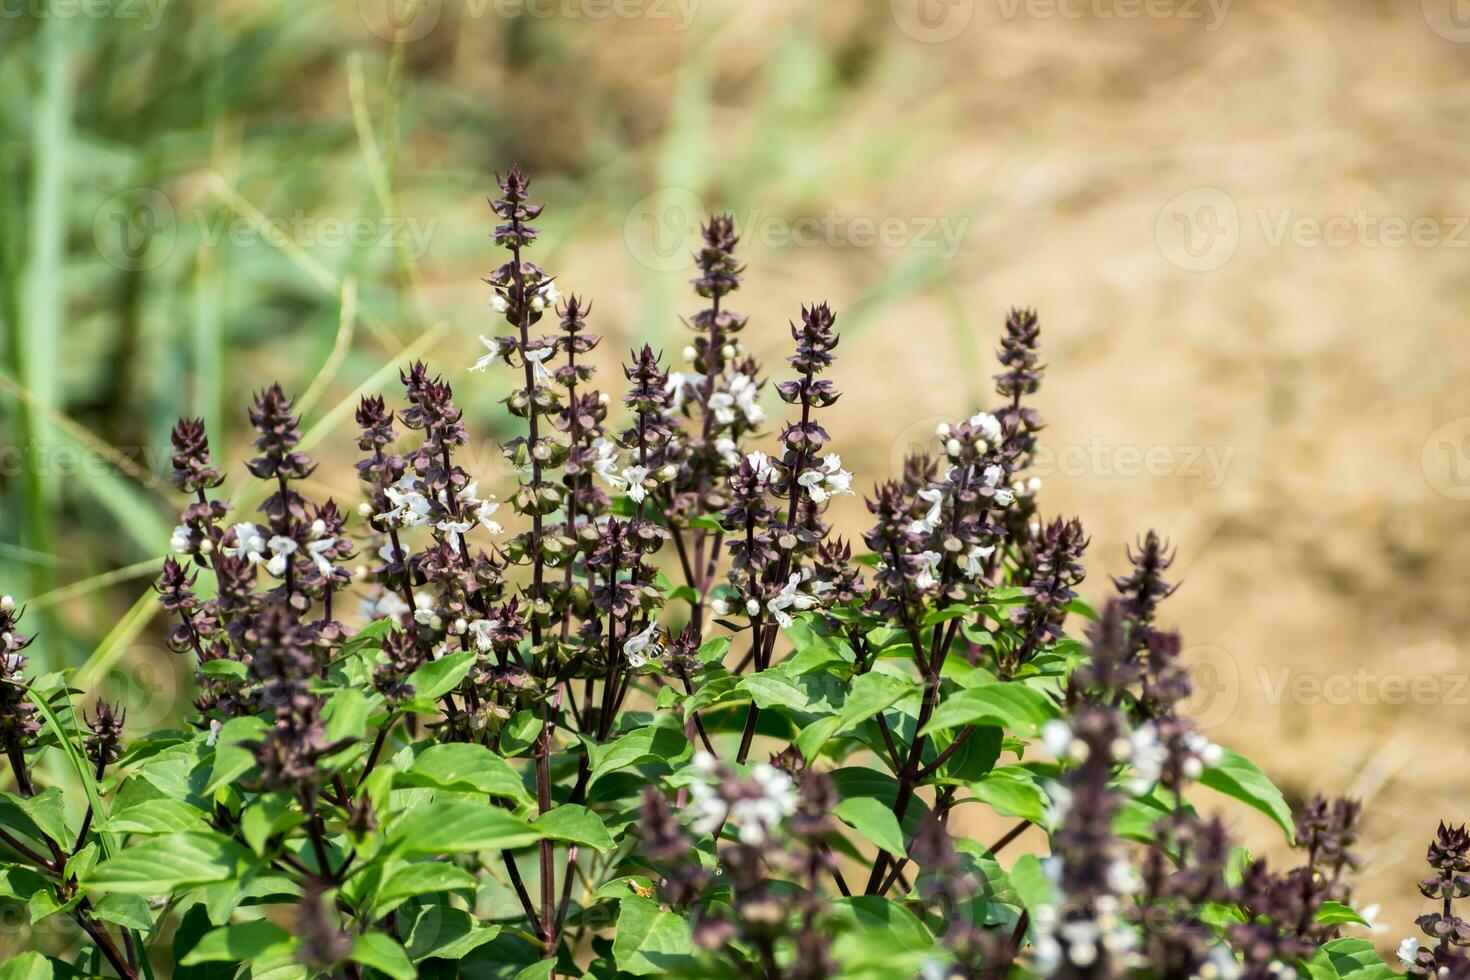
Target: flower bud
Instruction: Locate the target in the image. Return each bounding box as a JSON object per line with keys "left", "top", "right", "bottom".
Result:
{"left": 0, "top": 596, "right": 12, "bottom": 614}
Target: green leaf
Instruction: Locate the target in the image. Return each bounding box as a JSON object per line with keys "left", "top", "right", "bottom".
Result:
{"left": 829, "top": 896, "right": 943, "bottom": 974}
{"left": 968, "top": 767, "right": 1047, "bottom": 824}
{"left": 782, "top": 614, "right": 850, "bottom": 672}
{"left": 0, "top": 952, "right": 51, "bottom": 980}
{"left": 240, "top": 792, "right": 303, "bottom": 856}
{"left": 404, "top": 906, "right": 502, "bottom": 963}
{"left": 613, "top": 896, "right": 693, "bottom": 976}
{"left": 1196, "top": 748, "right": 1295, "bottom": 842}
{"left": 697, "top": 636, "right": 732, "bottom": 665}
{"left": 11, "top": 788, "right": 67, "bottom": 847}
{"left": 180, "top": 921, "right": 296, "bottom": 964}
{"left": 205, "top": 716, "right": 268, "bottom": 795}
{"left": 1315, "top": 901, "right": 1370, "bottom": 927}
{"left": 922, "top": 604, "right": 972, "bottom": 626}
{"left": 389, "top": 801, "right": 541, "bottom": 857}
{"left": 498, "top": 709, "right": 543, "bottom": 757}
{"left": 1008, "top": 853, "right": 1058, "bottom": 913}
{"left": 834, "top": 797, "right": 906, "bottom": 857}
{"left": 834, "top": 672, "right": 915, "bottom": 733}
{"left": 100, "top": 799, "right": 211, "bottom": 835}
{"left": 351, "top": 933, "right": 416, "bottom": 980}
{"left": 408, "top": 650, "right": 475, "bottom": 702}
{"left": 588, "top": 719, "right": 690, "bottom": 788}
{"left": 737, "top": 674, "right": 809, "bottom": 712}
{"left": 90, "top": 893, "right": 153, "bottom": 931}
{"left": 373, "top": 862, "right": 478, "bottom": 916}
{"left": 533, "top": 804, "right": 615, "bottom": 853}
{"left": 198, "top": 659, "right": 247, "bottom": 681}
{"left": 397, "top": 743, "right": 532, "bottom": 805}
{"left": 0, "top": 866, "right": 48, "bottom": 902}
{"left": 919, "top": 683, "right": 1059, "bottom": 737}
{"left": 1305, "top": 938, "right": 1397, "bottom": 980}
{"left": 25, "top": 690, "right": 110, "bottom": 845}
{"left": 84, "top": 833, "right": 253, "bottom": 895}
{"left": 795, "top": 715, "right": 843, "bottom": 761}
{"left": 323, "top": 688, "right": 373, "bottom": 744}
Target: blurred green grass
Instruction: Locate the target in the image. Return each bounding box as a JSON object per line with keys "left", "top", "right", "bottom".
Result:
{"left": 0, "top": 0, "right": 971, "bottom": 684}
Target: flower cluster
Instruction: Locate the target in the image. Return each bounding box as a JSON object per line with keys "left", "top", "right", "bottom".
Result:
{"left": 0, "top": 167, "right": 1442, "bottom": 980}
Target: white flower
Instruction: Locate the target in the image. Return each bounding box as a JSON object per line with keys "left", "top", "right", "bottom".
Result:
{"left": 909, "top": 487, "right": 945, "bottom": 533}
{"left": 1031, "top": 934, "right": 1062, "bottom": 974}
{"left": 1043, "top": 783, "right": 1073, "bottom": 828}
{"left": 474, "top": 497, "right": 503, "bottom": 535}
{"left": 471, "top": 334, "right": 499, "bottom": 372}
{"left": 414, "top": 602, "right": 441, "bottom": 630}
{"left": 745, "top": 451, "right": 775, "bottom": 481}
{"left": 1205, "top": 944, "right": 1242, "bottom": 980}
{"left": 913, "top": 550, "right": 943, "bottom": 590}
{"left": 969, "top": 411, "right": 1002, "bottom": 443}
{"left": 1397, "top": 937, "right": 1419, "bottom": 965}
{"left": 378, "top": 475, "right": 431, "bottom": 527}
{"left": 727, "top": 763, "right": 799, "bottom": 845}
{"left": 170, "top": 524, "right": 195, "bottom": 554}
{"left": 436, "top": 518, "right": 474, "bottom": 551}
{"left": 623, "top": 621, "right": 661, "bottom": 668}
{"left": 714, "top": 437, "right": 740, "bottom": 468}
{"left": 224, "top": 522, "right": 268, "bottom": 564}
{"left": 524, "top": 345, "right": 556, "bottom": 384}
{"left": 765, "top": 572, "right": 821, "bottom": 629}
{"left": 1042, "top": 719, "right": 1073, "bottom": 758}
{"left": 1355, "top": 904, "right": 1387, "bottom": 934}
{"left": 993, "top": 487, "right": 1016, "bottom": 507}
{"left": 489, "top": 293, "right": 509, "bottom": 314}
{"left": 264, "top": 536, "right": 298, "bottom": 578}
{"left": 359, "top": 591, "right": 410, "bottom": 623}
{"left": 590, "top": 438, "right": 624, "bottom": 489}
{"left": 622, "top": 465, "right": 651, "bottom": 504}
{"left": 665, "top": 370, "right": 704, "bottom": 412}
{"left": 1106, "top": 858, "right": 1140, "bottom": 894}
{"left": 707, "top": 392, "right": 734, "bottom": 424}
{"left": 710, "top": 598, "right": 731, "bottom": 617}
{"left": 1127, "top": 722, "right": 1168, "bottom": 792}
{"left": 305, "top": 537, "right": 338, "bottom": 577}
{"left": 797, "top": 453, "right": 853, "bottom": 505}
{"left": 688, "top": 780, "right": 727, "bottom": 836}
{"left": 532, "top": 278, "right": 560, "bottom": 311}
{"left": 466, "top": 619, "right": 499, "bottom": 653}
{"left": 919, "top": 959, "right": 948, "bottom": 980}
{"left": 961, "top": 543, "right": 995, "bottom": 580}
{"left": 714, "top": 372, "right": 763, "bottom": 426}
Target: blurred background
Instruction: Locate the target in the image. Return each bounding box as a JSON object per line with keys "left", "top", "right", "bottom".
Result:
{"left": 3, "top": 0, "right": 1469, "bottom": 948}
